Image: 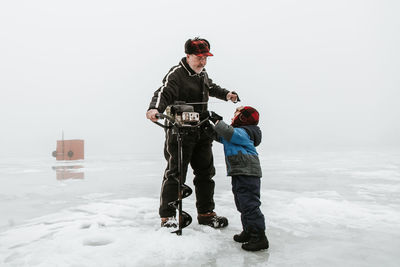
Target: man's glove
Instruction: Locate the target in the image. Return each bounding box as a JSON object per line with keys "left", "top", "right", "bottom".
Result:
{"left": 209, "top": 111, "right": 223, "bottom": 124}
{"left": 231, "top": 91, "right": 241, "bottom": 103}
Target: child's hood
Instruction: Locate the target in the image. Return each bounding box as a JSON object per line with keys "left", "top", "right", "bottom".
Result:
{"left": 238, "top": 125, "right": 262, "bottom": 147}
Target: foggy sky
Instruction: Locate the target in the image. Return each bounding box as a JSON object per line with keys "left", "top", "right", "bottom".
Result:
{"left": 0, "top": 0, "right": 399, "bottom": 158}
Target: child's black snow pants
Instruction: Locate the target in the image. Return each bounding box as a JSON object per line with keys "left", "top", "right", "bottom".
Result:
{"left": 231, "top": 175, "right": 265, "bottom": 232}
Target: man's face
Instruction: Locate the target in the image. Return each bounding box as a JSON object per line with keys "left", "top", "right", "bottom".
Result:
{"left": 186, "top": 54, "right": 208, "bottom": 74}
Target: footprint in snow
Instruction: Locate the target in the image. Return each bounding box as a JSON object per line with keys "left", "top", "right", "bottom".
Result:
{"left": 82, "top": 235, "right": 114, "bottom": 246}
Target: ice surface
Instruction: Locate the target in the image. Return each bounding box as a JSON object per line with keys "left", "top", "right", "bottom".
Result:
{"left": 1, "top": 150, "right": 400, "bottom": 266}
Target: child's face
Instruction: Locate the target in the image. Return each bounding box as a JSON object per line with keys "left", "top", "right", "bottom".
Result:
{"left": 231, "top": 106, "right": 244, "bottom": 124}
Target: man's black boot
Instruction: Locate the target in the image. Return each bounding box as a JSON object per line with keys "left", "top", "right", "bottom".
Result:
{"left": 161, "top": 217, "right": 177, "bottom": 228}
{"left": 233, "top": 230, "right": 251, "bottom": 243}
{"left": 241, "top": 229, "right": 269, "bottom": 251}
{"left": 197, "top": 212, "right": 228, "bottom": 228}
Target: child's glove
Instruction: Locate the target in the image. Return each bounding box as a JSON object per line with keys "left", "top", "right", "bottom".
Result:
{"left": 200, "top": 111, "right": 211, "bottom": 120}
{"left": 209, "top": 111, "right": 223, "bottom": 124}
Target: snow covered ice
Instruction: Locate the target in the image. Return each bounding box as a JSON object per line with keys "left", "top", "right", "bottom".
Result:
{"left": 1, "top": 150, "right": 400, "bottom": 266}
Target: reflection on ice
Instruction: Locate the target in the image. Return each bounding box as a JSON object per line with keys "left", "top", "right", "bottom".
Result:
{"left": 52, "top": 165, "right": 84, "bottom": 180}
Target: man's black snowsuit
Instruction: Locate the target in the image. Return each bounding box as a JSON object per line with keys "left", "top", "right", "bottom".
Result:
{"left": 148, "top": 57, "right": 229, "bottom": 217}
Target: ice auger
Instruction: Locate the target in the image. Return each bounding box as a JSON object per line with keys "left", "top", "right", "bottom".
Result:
{"left": 153, "top": 102, "right": 209, "bottom": 235}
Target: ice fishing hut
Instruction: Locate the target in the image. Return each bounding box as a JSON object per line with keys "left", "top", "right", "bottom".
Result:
{"left": 52, "top": 139, "right": 84, "bottom": 160}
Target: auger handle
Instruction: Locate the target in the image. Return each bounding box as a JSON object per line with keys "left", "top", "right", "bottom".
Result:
{"left": 155, "top": 113, "right": 175, "bottom": 122}
{"left": 153, "top": 112, "right": 208, "bottom": 129}
{"left": 152, "top": 113, "right": 175, "bottom": 129}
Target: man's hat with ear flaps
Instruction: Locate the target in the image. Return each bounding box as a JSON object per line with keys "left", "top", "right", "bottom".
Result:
{"left": 184, "top": 37, "right": 213, "bottom": 57}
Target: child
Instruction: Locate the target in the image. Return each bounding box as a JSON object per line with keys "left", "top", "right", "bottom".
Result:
{"left": 209, "top": 106, "right": 268, "bottom": 251}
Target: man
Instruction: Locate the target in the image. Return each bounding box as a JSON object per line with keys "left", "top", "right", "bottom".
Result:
{"left": 146, "top": 37, "right": 239, "bottom": 228}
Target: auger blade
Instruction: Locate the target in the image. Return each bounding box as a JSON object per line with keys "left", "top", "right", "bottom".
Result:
{"left": 172, "top": 211, "right": 192, "bottom": 235}
{"left": 181, "top": 184, "right": 193, "bottom": 199}
{"left": 180, "top": 210, "right": 192, "bottom": 228}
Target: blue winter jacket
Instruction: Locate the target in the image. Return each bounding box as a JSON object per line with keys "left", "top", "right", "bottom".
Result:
{"left": 213, "top": 121, "right": 262, "bottom": 177}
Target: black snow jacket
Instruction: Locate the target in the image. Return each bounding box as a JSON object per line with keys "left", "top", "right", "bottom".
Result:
{"left": 148, "top": 57, "right": 229, "bottom": 113}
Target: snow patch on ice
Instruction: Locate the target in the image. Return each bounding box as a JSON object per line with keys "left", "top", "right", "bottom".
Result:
{"left": 81, "top": 192, "right": 114, "bottom": 200}
{"left": 349, "top": 170, "right": 400, "bottom": 180}
{"left": 264, "top": 189, "right": 400, "bottom": 236}
{"left": 0, "top": 197, "right": 232, "bottom": 267}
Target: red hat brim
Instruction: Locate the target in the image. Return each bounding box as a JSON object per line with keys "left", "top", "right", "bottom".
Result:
{"left": 195, "top": 52, "right": 214, "bottom": 57}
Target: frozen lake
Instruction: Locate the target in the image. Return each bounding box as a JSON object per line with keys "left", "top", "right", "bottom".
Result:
{"left": 1, "top": 149, "right": 399, "bottom": 266}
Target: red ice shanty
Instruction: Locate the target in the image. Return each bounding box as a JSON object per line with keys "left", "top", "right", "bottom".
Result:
{"left": 52, "top": 138, "right": 84, "bottom": 160}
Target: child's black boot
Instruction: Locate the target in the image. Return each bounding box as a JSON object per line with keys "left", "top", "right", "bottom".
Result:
{"left": 241, "top": 228, "right": 269, "bottom": 251}
{"left": 233, "top": 230, "right": 251, "bottom": 243}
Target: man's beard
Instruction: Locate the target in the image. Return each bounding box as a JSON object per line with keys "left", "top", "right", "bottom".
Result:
{"left": 195, "top": 65, "right": 204, "bottom": 73}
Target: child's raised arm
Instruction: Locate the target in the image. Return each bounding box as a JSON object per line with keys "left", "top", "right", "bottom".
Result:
{"left": 214, "top": 121, "right": 252, "bottom": 145}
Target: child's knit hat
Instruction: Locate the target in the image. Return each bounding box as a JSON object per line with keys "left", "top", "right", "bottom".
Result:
{"left": 231, "top": 106, "right": 259, "bottom": 127}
